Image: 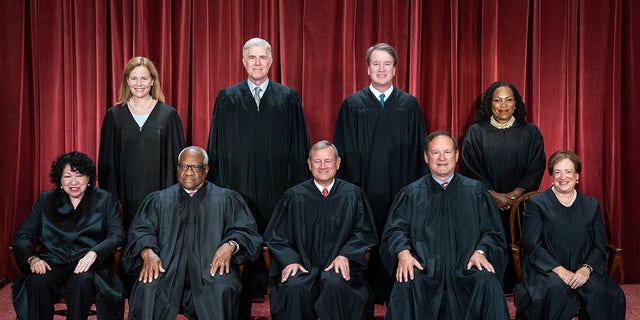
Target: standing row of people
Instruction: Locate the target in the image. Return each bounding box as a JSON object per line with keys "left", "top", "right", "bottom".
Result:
{"left": 11, "top": 36, "right": 624, "bottom": 319}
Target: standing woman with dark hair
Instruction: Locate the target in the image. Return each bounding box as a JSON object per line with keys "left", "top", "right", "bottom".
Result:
{"left": 12, "top": 151, "right": 125, "bottom": 319}
{"left": 99, "top": 56, "right": 185, "bottom": 229}
{"left": 462, "top": 81, "right": 546, "bottom": 292}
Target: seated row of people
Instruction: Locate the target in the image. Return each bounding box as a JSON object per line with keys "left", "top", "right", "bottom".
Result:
{"left": 12, "top": 134, "right": 625, "bottom": 319}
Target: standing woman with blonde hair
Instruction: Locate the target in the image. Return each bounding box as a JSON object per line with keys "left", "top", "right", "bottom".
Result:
{"left": 99, "top": 56, "right": 185, "bottom": 229}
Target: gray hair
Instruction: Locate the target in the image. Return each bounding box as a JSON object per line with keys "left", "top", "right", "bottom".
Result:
{"left": 309, "top": 140, "right": 339, "bottom": 159}
{"left": 242, "top": 38, "right": 272, "bottom": 59}
{"left": 178, "top": 146, "right": 209, "bottom": 165}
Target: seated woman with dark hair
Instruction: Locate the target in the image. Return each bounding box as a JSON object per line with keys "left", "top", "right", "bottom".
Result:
{"left": 514, "top": 150, "right": 625, "bottom": 319}
{"left": 12, "top": 151, "right": 125, "bottom": 320}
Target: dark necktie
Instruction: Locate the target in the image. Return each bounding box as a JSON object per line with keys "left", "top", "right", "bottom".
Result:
{"left": 322, "top": 188, "right": 328, "bottom": 197}
{"left": 254, "top": 87, "right": 262, "bottom": 111}
{"left": 379, "top": 93, "right": 385, "bottom": 107}
{"left": 442, "top": 182, "right": 448, "bottom": 190}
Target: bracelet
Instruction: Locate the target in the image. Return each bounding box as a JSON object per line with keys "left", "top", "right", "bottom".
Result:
{"left": 582, "top": 264, "right": 593, "bottom": 273}
{"left": 27, "top": 256, "right": 39, "bottom": 265}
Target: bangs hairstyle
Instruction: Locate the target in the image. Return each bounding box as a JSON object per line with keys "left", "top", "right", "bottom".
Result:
{"left": 547, "top": 150, "right": 582, "bottom": 175}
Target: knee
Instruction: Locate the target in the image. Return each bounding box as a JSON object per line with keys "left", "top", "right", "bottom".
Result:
{"left": 320, "top": 271, "right": 347, "bottom": 291}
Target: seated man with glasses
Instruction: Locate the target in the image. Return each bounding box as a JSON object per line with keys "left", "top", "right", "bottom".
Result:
{"left": 122, "top": 146, "right": 263, "bottom": 319}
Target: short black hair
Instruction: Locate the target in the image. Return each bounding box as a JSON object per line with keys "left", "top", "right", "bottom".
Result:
{"left": 50, "top": 151, "right": 97, "bottom": 188}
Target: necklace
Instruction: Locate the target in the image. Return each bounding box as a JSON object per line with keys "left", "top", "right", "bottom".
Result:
{"left": 490, "top": 115, "right": 516, "bottom": 129}
{"left": 128, "top": 96, "right": 156, "bottom": 114}
{"left": 552, "top": 187, "right": 577, "bottom": 207}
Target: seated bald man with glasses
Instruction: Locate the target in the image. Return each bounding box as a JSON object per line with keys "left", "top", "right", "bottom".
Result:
{"left": 122, "top": 146, "right": 263, "bottom": 320}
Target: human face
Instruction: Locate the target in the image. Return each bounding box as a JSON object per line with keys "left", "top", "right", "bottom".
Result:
{"left": 491, "top": 86, "right": 516, "bottom": 123}
{"left": 424, "top": 135, "right": 459, "bottom": 181}
{"left": 243, "top": 45, "right": 272, "bottom": 86}
{"left": 127, "top": 65, "right": 154, "bottom": 100}
{"left": 177, "top": 150, "right": 209, "bottom": 191}
{"left": 61, "top": 164, "right": 89, "bottom": 200}
{"left": 367, "top": 50, "right": 396, "bottom": 91}
{"left": 308, "top": 147, "right": 341, "bottom": 187}
{"left": 551, "top": 158, "right": 579, "bottom": 194}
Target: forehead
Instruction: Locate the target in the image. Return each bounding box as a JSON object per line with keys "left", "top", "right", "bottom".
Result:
{"left": 428, "top": 135, "right": 455, "bottom": 151}
{"left": 310, "top": 147, "right": 335, "bottom": 159}
{"left": 492, "top": 86, "right": 513, "bottom": 97}
{"left": 553, "top": 158, "right": 575, "bottom": 170}
{"left": 246, "top": 45, "right": 269, "bottom": 56}
{"left": 130, "top": 65, "right": 151, "bottom": 76}
{"left": 370, "top": 50, "right": 393, "bottom": 62}
{"left": 179, "top": 151, "right": 205, "bottom": 164}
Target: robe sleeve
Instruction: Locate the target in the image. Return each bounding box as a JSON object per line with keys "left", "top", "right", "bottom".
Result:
{"left": 122, "top": 193, "right": 161, "bottom": 275}
{"left": 92, "top": 192, "right": 125, "bottom": 266}
{"left": 221, "top": 190, "right": 263, "bottom": 264}
{"left": 264, "top": 192, "right": 303, "bottom": 276}
{"left": 206, "top": 90, "right": 228, "bottom": 186}
{"left": 379, "top": 187, "right": 416, "bottom": 275}
{"left": 462, "top": 125, "right": 492, "bottom": 189}
{"left": 161, "top": 108, "right": 185, "bottom": 188}
{"left": 521, "top": 198, "right": 563, "bottom": 272}
{"left": 337, "top": 190, "right": 378, "bottom": 270}
{"left": 516, "top": 125, "right": 546, "bottom": 191}
{"left": 285, "top": 92, "right": 311, "bottom": 186}
{"left": 98, "top": 108, "right": 118, "bottom": 193}
{"left": 12, "top": 195, "right": 45, "bottom": 270}
{"left": 583, "top": 201, "right": 608, "bottom": 274}
{"left": 475, "top": 189, "right": 508, "bottom": 276}
{"left": 333, "top": 99, "right": 362, "bottom": 185}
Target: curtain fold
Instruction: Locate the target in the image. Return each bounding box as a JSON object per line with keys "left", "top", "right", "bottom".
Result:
{"left": 1, "top": 0, "right": 637, "bottom": 283}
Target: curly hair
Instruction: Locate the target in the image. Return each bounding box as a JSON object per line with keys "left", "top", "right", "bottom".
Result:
{"left": 49, "top": 151, "right": 97, "bottom": 188}
{"left": 475, "top": 81, "right": 527, "bottom": 124}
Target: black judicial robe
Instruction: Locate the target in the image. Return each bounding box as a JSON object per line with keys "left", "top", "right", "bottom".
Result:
{"left": 264, "top": 179, "right": 378, "bottom": 320}
{"left": 380, "top": 174, "right": 510, "bottom": 319}
{"left": 12, "top": 188, "right": 125, "bottom": 320}
{"left": 98, "top": 102, "right": 185, "bottom": 229}
{"left": 334, "top": 87, "right": 427, "bottom": 233}
{"left": 462, "top": 121, "right": 545, "bottom": 197}
{"left": 514, "top": 189, "right": 626, "bottom": 319}
{"left": 122, "top": 181, "right": 263, "bottom": 319}
{"left": 207, "top": 81, "right": 310, "bottom": 231}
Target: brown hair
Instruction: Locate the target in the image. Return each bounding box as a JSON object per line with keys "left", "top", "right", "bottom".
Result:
{"left": 547, "top": 150, "right": 582, "bottom": 175}
{"left": 117, "top": 56, "right": 165, "bottom": 104}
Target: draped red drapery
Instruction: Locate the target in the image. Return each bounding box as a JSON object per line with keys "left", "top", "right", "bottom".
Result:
{"left": 1, "top": 0, "right": 638, "bottom": 283}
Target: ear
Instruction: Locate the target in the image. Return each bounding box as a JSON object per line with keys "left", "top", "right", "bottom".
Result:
{"left": 335, "top": 157, "right": 342, "bottom": 170}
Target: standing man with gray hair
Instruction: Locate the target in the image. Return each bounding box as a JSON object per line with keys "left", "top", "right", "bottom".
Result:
{"left": 207, "top": 37, "right": 311, "bottom": 318}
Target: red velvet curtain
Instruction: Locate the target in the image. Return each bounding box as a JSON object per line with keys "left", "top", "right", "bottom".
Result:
{"left": 1, "top": 0, "right": 638, "bottom": 283}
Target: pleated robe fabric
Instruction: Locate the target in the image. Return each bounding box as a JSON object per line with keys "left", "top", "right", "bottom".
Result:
{"left": 462, "top": 121, "right": 545, "bottom": 291}
{"left": 98, "top": 102, "right": 185, "bottom": 229}
{"left": 122, "top": 182, "right": 263, "bottom": 320}
{"left": 333, "top": 86, "right": 427, "bottom": 303}
{"left": 264, "top": 179, "right": 378, "bottom": 320}
{"left": 12, "top": 188, "right": 125, "bottom": 320}
{"left": 380, "top": 174, "right": 510, "bottom": 319}
{"left": 514, "top": 189, "right": 626, "bottom": 319}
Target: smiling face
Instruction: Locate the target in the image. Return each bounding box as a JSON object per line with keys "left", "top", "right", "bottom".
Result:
{"left": 60, "top": 164, "right": 88, "bottom": 200}
{"left": 367, "top": 49, "right": 396, "bottom": 91}
{"left": 424, "top": 135, "right": 459, "bottom": 181}
{"left": 491, "top": 86, "right": 516, "bottom": 123}
{"left": 243, "top": 45, "right": 272, "bottom": 86}
{"left": 127, "top": 65, "right": 154, "bottom": 100}
{"left": 177, "top": 150, "right": 209, "bottom": 191}
{"left": 308, "top": 147, "right": 341, "bottom": 187}
{"left": 551, "top": 158, "right": 580, "bottom": 194}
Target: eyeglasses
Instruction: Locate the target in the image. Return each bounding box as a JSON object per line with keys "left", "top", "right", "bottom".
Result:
{"left": 553, "top": 170, "right": 575, "bottom": 178}
{"left": 491, "top": 97, "right": 516, "bottom": 105}
{"left": 178, "top": 164, "right": 206, "bottom": 173}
